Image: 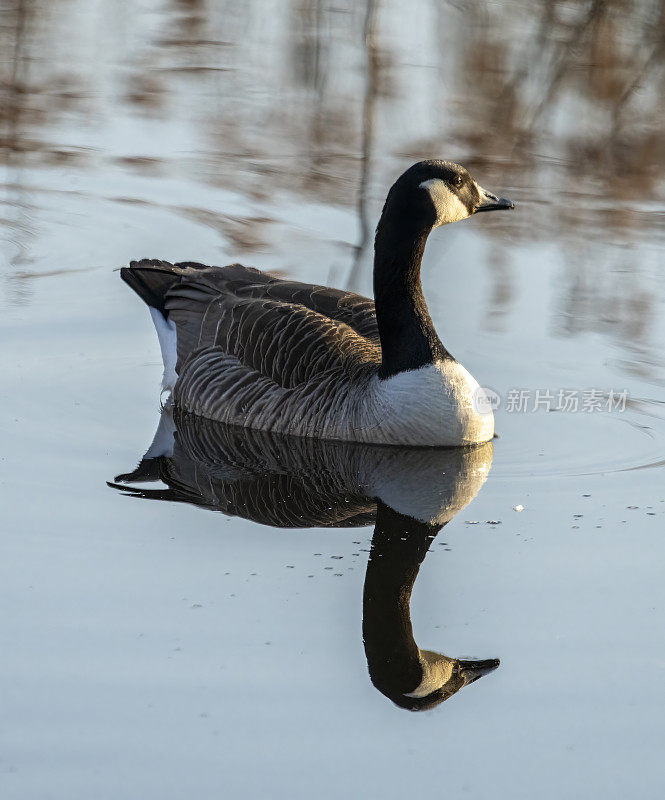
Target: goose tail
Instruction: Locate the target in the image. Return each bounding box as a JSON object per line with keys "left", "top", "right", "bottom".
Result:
{"left": 120, "top": 258, "right": 232, "bottom": 391}
{"left": 120, "top": 259, "right": 188, "bottom": 390}
{"left": 120, "top": 259, "right": 181, "bottom": 314}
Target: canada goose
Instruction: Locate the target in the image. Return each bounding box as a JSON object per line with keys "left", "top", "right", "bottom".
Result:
{"left": 111, "top": 409, "right": 498, "bottom": 710}
{"left": 121, "top": 160, "right": 513, "bottom": 446}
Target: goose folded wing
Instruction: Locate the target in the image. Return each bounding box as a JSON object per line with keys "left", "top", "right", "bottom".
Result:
{"left": 165, "top": 272, "right": 381, "bottom": 388}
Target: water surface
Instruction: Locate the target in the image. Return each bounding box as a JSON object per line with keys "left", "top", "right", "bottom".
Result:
{"left": 2, "top": 1, "right": 665, "bottom": 798}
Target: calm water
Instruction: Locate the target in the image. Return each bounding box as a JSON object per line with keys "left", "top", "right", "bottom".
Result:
{"left": 2, "top": 1, "right": 665, "bottom": 797}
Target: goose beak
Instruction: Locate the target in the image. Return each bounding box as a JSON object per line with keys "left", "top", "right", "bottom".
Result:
{"left": 474, "top": 186, "right": 514, "bottom": 213}
{"left": 457, "top": 657, "right": 500, "bottom": 684}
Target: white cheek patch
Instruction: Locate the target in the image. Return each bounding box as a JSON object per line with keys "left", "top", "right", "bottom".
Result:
{"left": 419, "top": 178, "right": 469, "bottom": 226}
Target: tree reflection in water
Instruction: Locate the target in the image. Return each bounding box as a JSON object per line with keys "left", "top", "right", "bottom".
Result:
{"left": 2, "top": 0, "right": 663, "bottom": 369}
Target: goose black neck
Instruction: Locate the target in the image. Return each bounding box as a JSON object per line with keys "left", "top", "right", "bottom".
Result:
{"left": 374, "top": 218, "right": 449, "bottom": 379}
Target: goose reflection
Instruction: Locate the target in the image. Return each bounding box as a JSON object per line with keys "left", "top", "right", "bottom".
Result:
{"left": 111, "top": 409, "right": 498, "bottom": 711}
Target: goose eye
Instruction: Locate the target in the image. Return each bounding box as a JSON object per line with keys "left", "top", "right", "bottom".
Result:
{"left": 451, "top": 175, "right": 463, "bottom": 188}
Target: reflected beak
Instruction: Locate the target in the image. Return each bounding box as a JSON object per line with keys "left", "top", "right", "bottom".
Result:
{"left": 475, "top": 186, "right": 514, "bottom": 213}
{"left": 457, "top": 657, "right": 500, "bottom": 684}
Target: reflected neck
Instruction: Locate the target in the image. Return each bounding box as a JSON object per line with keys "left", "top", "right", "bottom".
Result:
{"left": 373, "top": 218, "right": 448, "bottom": 379}
{"left": 362, "top": 501, "right": 441, "bottom": 698}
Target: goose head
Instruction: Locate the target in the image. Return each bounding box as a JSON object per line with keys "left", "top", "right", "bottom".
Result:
{"left": 380, "top": 160, "right": 514, "bottom": 232}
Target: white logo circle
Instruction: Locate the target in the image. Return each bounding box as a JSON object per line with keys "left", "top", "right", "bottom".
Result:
{"left": 473, "top": 387, "right": 501, "bottom": 414}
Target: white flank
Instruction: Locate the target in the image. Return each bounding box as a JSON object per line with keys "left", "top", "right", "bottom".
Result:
{"left": 149, "top": 306, "right": 178, "bottom": 391}
{"left": 369, "top": 359, "right": 495, "bottom": 446}
{"left": 419, "top": 178, "right": 469, "bottom": 225}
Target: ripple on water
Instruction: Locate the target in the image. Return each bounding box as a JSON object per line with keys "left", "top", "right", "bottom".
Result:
{"left": 492, "top": 397, "right": 665, "bottom": 479}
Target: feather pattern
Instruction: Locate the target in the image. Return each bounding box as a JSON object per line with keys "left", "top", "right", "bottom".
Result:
{"left": 121, "top": 258, "right": 491, "bottom": 446}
